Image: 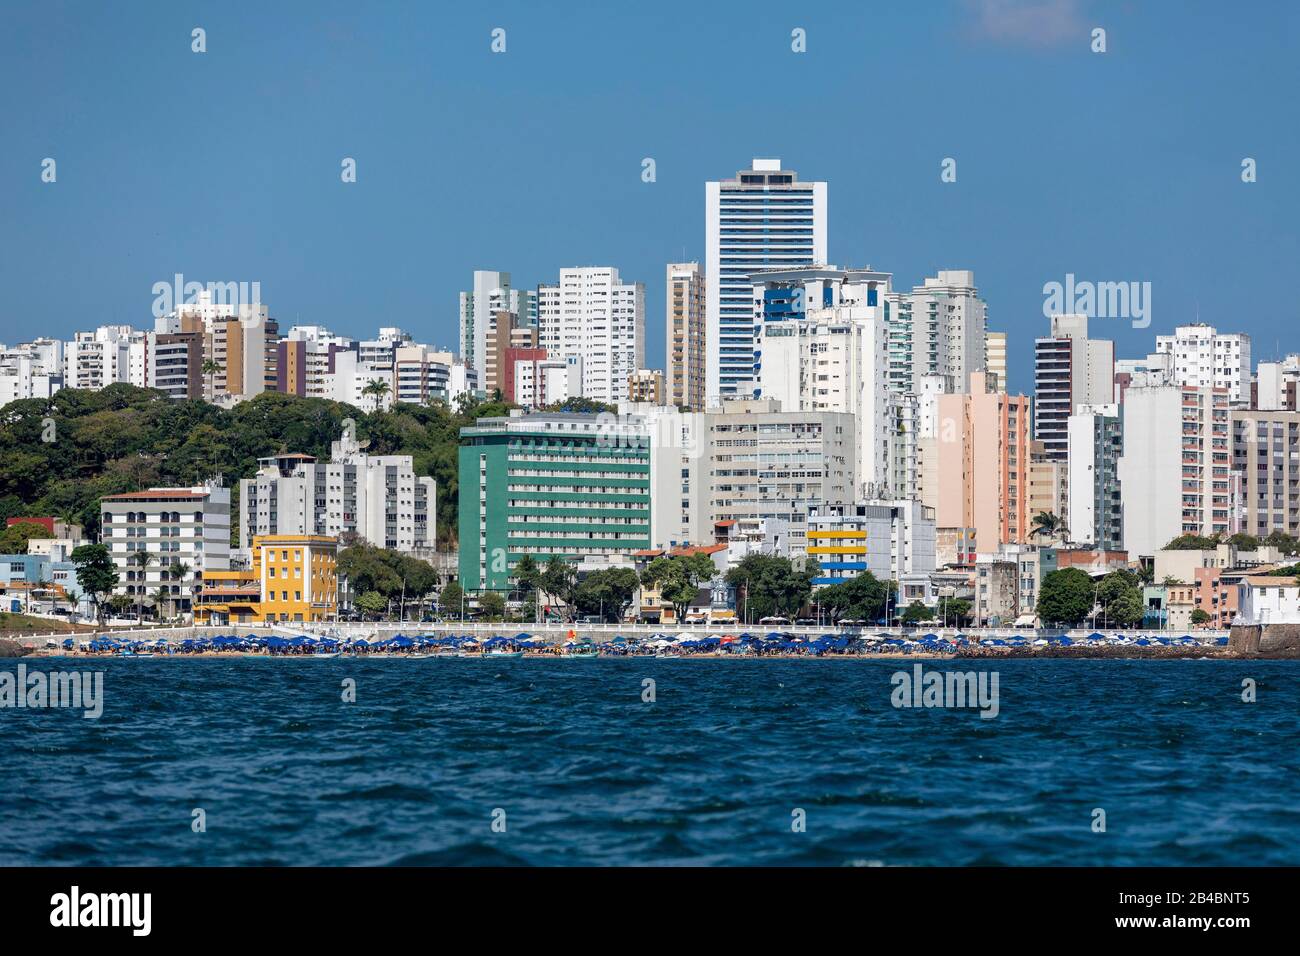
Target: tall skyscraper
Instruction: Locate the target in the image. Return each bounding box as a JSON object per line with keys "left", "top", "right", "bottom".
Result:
{"left": 1033, "top": 314, "right": 1115, "bottom": 460}
{"left": 666, "top": 262, "right": 705, "bottom": 410}
{"left": 705, "top": 158, "right": 826, "bottom": 405}
{"left": 537, "top": 267, "right": 644, "bottom": 404}
{"left": 458, "top": 270, "right": 535, "bottom": 373}
{"left": 886, "top": 270, "right": 987, "bottom": 394}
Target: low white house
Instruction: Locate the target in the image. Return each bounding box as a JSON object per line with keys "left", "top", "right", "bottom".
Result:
{"left": 1236, "top": 575, "right": 1300, "bottom": 625}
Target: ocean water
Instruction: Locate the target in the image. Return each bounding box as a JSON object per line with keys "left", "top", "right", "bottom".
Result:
{"left": 2, "top": 657, "right": 1297, "bottom": 866}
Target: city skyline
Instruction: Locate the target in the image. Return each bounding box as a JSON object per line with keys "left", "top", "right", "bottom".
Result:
{"left": 2, "top": 1, "right": 1297, "bottom": 393}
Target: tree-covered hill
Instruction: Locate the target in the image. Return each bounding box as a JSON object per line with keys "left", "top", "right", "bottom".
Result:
{"left": 0, "top": 385, "right": 511, "bottom": 546}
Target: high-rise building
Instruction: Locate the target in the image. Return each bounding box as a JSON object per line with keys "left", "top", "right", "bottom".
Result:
{"left": 458, "top": 412, "right": 652, "bottom": 592}
{"left": 537, "top": 267, "right": 645, "bottom": 404}
{"left": 697, "top": 398, "right": 854, "bottom": 558}
{"left": 1067, "top": 403, "right": 1124, "bottom": 551}
{"left": 754, "top": 267, "right": 891, "bottom": 499}
{"left": 483, "top": 311, "right": 537, "bottom": 398}
{"left": 1033, "top": 314, "right": 1115, "bottom": 460}
{"left": 1231, "top": 408, "right": 1300, "bottom": 537}
{"left": 666, "top": 262, "right": 706, "bottom": 410}
{"left": 1155, "top": 324, "right": 1251, "bottom": 403}
{"left": 459, "top": 271, "right": 534, "bottom": 373}
{"left": 149, "top": 332, "right": 203, "bottom": 399}
{"left": 1118, "top": 385, "right": 1235, "bottom": 558}
{"left": 706, "top": 158, "right": 827, "bottom": 404}
{"left": 984, "top": 330, "right": 1007, "bottom": 391}
{"left": 886, "top": 271, "right": 987, "bottom": 394}
{"left": 460, "top": 274, "right": 535, "bottom": 374}
{"left": 239, "top": 434, "right": 437, "bottom": 552}
{"left": 920, "top": 372, "right": 1032, "bottom": 547}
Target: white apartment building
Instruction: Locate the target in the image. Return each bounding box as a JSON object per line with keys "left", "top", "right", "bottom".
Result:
{"left": 330, "top": 350, "right": 396, "bottom": 411}
{"left": 1034, "top": 314, "right": 1115, "bottom": 460}
{"left": 100, "top": 482, "right": 232, "bottom": 609}
{"left": 755, "top": 267, "right": 891, "bottom": 499}
{"left": 239, "top": 435, "right": 436, "bottom": 551}
{"left": 513, "top": 355, "right": 578, "bottom": 409}
{"left": 1117, "top": 385, "right": 1236, "bottom": 558}
{"left": 65, "top": 326, "right": 147, "bottom": 391}
{"left": 0, "top": 344, "right": 63, "bottom": 405}
{"left": 886, "top": 270, "right": 987, "bottom": 394}
{"left": 1155, "top": 323, "right": 1251, "bottom": 403}
{"left": 706, "top": 158, "right": 827, "bottom": 404}
{"left": 537, "top": 266, "right": 645, "bottom": 404}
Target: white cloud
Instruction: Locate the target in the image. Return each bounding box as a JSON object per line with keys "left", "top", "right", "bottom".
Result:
{"left": 962, "top": 0, "right": 1087, "bottom": 48}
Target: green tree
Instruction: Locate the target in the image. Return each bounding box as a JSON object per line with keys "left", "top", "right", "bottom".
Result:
{"left": 901, "top": 600, "right": 932, "bottom": 625}
{"left": 477, "top": 590, "right": 506, "bottom": 621}
{"left": 574, "top": 567, "right": 641, "bottom": 622}
{"left": 362, "top": 378, "right": 391, "bottom": 413}
{"left": 201, "top": 359, "right": 221, "bottom": 398}
{"left": 540, "top": 556, "right": 579, "bottom": 620}
{"left": 0, "top": 520, "right": 50, "bottom": 554}
{"left": 354, "top": 590, "right": 386, "bottom": 620}
{"left": 1031, "top": 511, "right": 1069, "bottom": 544}
{"left": 815, "top": 571, "right": 890, "bottom": 624}
{"left": 513, "top": 555, "right": 541, "bottom": 594}
{"left": 640, "top": 552, "right": 718, "bottom": 622}
{"left": 1036, "top": 567, "right": 1095, "bottom": 626}
{"left": 71, "top": 543, "right": 118, "bottom": 624}
{"left": 1190, "top": 608, "right": 1212, "bottom": 627}
{"left": 1096, "top": 569, "right": 1143, "bottom": 627}
{"left": 1164, "top": 533, "right": 1219, "bottom": 551}
{"left": 724, "top": 554, "right": 813, "bottom": 622}
{"left": 937, "top": 596, "right": 973, "bottom": 627}
{"left": 438, "top": 580, "right": 465, "bottom": 619}
{"left": 131, "top": 551, "right": 156, "bottom": 623}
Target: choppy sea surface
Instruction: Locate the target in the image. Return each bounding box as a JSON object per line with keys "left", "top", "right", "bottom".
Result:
{"left": 2, "top": 658, "right": 1297, "bottom": 866}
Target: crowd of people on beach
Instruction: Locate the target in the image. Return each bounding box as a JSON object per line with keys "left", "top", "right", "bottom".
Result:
{"left": 49, "top": 628, "right": 1229, "bottom": 658}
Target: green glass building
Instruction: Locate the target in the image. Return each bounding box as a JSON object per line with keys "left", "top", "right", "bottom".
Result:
{"left": 458, "top": 413, "right": 652, "bottom": 592}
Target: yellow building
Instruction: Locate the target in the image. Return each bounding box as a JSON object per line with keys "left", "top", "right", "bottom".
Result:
{"left": 195, "top": 535, "right": 338, "bottom": 624}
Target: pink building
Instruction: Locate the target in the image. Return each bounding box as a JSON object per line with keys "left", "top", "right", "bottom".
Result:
{"left": 929, "top": 372, "right": 1032, "bottom": 547}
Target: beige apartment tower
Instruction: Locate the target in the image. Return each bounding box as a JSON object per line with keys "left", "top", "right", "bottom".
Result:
{"left": 667, "top": 262, "right": 705, "bottom": 410}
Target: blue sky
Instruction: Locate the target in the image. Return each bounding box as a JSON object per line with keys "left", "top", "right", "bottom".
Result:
{"left": 1, "top": 0, "right": 1297, "bottom": 393}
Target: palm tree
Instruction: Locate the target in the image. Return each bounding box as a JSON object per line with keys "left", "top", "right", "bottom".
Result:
{"left": 152, "top": 587, "right": 170, "bottom": 622}
{"left": 132, "top": 552, "right": 156, "bottom": 623}
{"left": 1031, "top": 511, "right": 1068, "bottom": 544}
{"left": 362, "top": 378, "right": 391, "bottom": 412}
{"left": 201, "top": 359, "right": 221, "bottom": 399}
{"left": 168, "top": 562, "right": 191, "bottom": 620}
